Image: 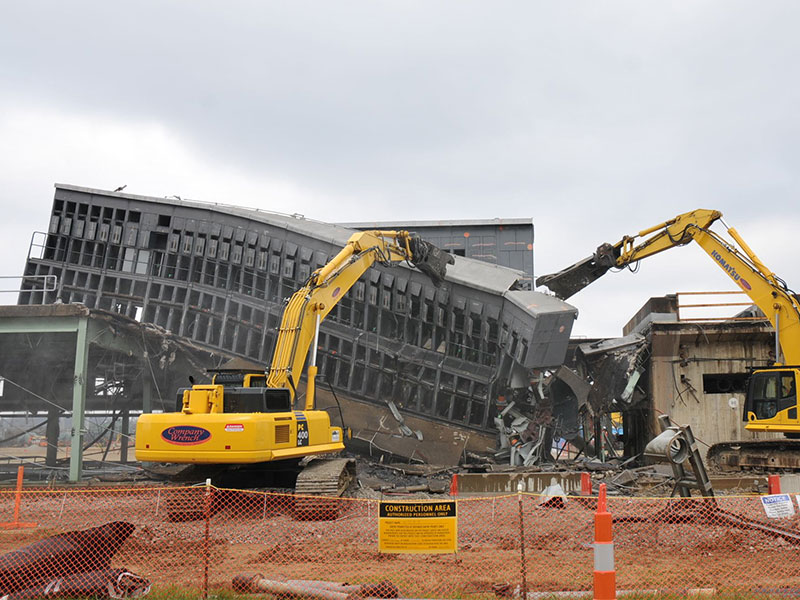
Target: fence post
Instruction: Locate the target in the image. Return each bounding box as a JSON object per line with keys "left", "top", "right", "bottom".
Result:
{"left": 517, "top": 480, "right": 527, "bottom": 600}
{"left": 593, "top": 483, "right": 615, "bottom": 600}
{"left": 58, "top": 491, "right": 67, "bottom": 523}
{"left": 203, "top": 478, "right": 211, "bottom": 600}
{"left": 0, "top": 466, "right": 37, "bottom": 529}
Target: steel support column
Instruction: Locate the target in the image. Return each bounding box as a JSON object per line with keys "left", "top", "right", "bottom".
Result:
{"left": 45, "top": 405, "right": 60, "bottom": 467}
{"left": 142, "top": 378, "right": 152, "bottom": 413}
{"left": 69, "top": 316, "right": 89, "bottom": 482}
{"left": 120, "top": 408, "right": 130, "bottom": 463}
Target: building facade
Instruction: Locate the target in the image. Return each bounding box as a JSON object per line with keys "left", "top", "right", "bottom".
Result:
{"left": 18, "top": 185, "right": 575, "bottom": 438}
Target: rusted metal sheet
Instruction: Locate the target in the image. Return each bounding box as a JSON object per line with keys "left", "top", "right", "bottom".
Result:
{"left": 314, "top": 388, "right": 494, "bottom": 466}
{"left": 2, "top": 569, "right": 150, "bottom": 599}
{"left": 0, "top": 522, "right": 135, "bottom": 595}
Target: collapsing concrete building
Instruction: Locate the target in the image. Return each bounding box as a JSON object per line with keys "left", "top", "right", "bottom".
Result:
{"left": 10, "top": 184, "right": 577, "bottom": 473}
{"left": 567, "top": 295, "right": 779, "bottom": 462}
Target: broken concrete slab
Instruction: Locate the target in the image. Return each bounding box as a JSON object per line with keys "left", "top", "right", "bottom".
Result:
{"left": 455, "top": 472, "right": 584, "bottom": 495}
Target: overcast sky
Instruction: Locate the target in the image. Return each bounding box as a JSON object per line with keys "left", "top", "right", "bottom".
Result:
{"left": 1, "top": 1, "right": 798, "bottom": 338}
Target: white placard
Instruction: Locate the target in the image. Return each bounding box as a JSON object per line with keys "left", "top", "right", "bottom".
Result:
{"left": 761, "top": 493, "right": 795, "bottom": 519}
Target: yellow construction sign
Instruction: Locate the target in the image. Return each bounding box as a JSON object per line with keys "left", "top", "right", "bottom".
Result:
{"left": 378, "top": 500, "right": 457, "bottom": 554}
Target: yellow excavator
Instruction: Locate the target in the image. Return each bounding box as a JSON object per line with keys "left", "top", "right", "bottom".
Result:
{"left": 536, "top": 209, "right": 800, "bottom": 470}
{"left": 135, "top": 230, "right": 453, "bottom": 502}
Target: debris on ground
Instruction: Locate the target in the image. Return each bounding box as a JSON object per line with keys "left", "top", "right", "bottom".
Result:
{"left": 0, "top": 569, "right": 151, "bottom": 600}
{"left": 0, "top": 521, "right": 150, "bottom": 598}
{"left": 232, "top": 573, "right": 399, "bottom": 599}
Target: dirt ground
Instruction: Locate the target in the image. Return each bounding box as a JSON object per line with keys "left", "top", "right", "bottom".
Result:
{"left": 0, "top": 487, "right": 798, "bottom": 597}
{"left": 0, "top": 446, "right": 797, "bottom": 596}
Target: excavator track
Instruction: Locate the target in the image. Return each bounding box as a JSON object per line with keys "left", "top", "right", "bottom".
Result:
{"left": 707, "top": 439, "right": 800, "bottom": 472}
{"left": 153, "top": 458, "right": 356, "bottom": 522}
{"left": 293, "top": 458, "right": 357, "bottom": 520}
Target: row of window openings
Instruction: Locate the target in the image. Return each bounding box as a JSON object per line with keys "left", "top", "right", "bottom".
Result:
{"left": 51, "top": 262, "right": 462, "bottom": 337}
{"left": 53, "top": 241, "right": 490, "bottom": 333}
{"left": 51, "top": 210, "right": 528, "bottom": 284}
{"left": 166, "top": 286, "right": 496, "bottom": 356}
{"left": 48, "top": 237, "right": 478, "bottom": 323}
{"left": 50, "top": 220, "right": 529, "bottom": 296}
{"left": 50, "top": 221, "right": 291, "bottom": 272}
{"left": 51, "top": 205, "right": 525, "bottom": 254}
{"left": 46, "top": 243, "right": 505, "bottom": 357}
{"left": 166, "top": 232, "right": 301, "bottom": 270}
{"left": 168, "top": 294, "right": 494, "bottom": 363}
{"left": 166, "top": 293, "right": 497, "bottom": 366}
{"left": 34, "top": 283, "right": 501, "bottom": 374}
{"left": 50, "top": 233, "right": 475, "bottom": 323}
{"left": 109, "top": 292, "right": 494, "bottom": 384}
{"left": 40, "top": 264, "right": 500, "bottom": 356}
{"left": 135, "top": 302, "right": 490, "bottom": 411}
{"left": 38, "top": 247, "right": 506, "bottom": 351}
{"left": 52, "top": 218, "right": 137, "bottom": 246}
{"left": 53, "top": 233, "right": 312, "bottom": 282}
{"left": 52, "top": 216, "right": 240, "bottom": 249}
{"left": 53, "top": 201, "right": 141, "bottom": 223}
{"left": 52, "top": 206, "right": 260, "bottom": 246}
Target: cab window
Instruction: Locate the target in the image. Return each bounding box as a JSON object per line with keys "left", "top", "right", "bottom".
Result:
{"left": 781, "top": 373, "right": 796, "bottom": 399}
{"left": 749, "top": 371, "right": 796, "bottom": 420}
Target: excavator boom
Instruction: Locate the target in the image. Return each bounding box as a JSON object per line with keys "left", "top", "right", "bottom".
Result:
{"left": 537, "top": 209, "right": 800, "bottom": 363}
{"left": 536, "top": 210, "right": 722, "bottom": 300}
{"left": 265, "top": 230, "right": 452, "bottom": 408}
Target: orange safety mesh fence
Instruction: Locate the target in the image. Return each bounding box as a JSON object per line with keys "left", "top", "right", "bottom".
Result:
{"left": 0, "top": 487, "right": 797, "bottom": 598}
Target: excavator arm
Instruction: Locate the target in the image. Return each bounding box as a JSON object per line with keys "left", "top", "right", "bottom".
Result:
{"left": 536, "top": 210, "right": 722, "bottom": 299}
{"left": 537, "top": 208, "right": 800, "bottom": 438}
{"left": 679, "top": 222, "right": 800, "bottom": 365}
{"left": 266, "top": 230, "right": 453, "bottom": 409}
{"left": 536, "top": 209, "right": 800, "bottom": 363}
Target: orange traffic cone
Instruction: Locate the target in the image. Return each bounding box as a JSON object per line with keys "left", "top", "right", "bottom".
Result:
{"left": 593, "top": 483, "right": 615, "bottom": 600}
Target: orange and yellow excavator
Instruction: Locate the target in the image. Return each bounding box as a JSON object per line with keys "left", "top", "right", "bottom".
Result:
{"left": 136, "top": 230, "right": 452, "bottom": 495}
{"left": 537, "top": 209, "right": 800, "bottom": 469}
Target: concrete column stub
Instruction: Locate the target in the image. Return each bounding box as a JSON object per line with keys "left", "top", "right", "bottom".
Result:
{"left": 69, "top": 316, "right": 89, "bottom": 482}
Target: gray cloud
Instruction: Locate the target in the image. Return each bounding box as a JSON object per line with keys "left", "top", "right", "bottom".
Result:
{"left": 1, "top": 1, "right": 799, "bottom": 335}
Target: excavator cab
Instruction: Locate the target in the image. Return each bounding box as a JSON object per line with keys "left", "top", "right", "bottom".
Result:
{"left": 745, "top": 369, "right": 800, "bottom": 435}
